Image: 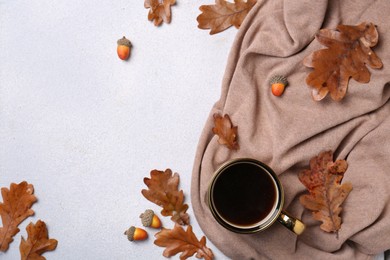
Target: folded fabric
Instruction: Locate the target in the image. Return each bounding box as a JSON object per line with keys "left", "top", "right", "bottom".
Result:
{"left": 191, "top": 0, "right": 390, "bottom": 259}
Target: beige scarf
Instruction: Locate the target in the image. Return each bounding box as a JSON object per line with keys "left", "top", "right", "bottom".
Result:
{"left": 191, "top": 0, "right": 390, "bottom": 259}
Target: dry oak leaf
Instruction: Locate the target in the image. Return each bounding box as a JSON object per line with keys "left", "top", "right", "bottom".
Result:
{"left": 20, "top": 220, "right": 58, "bottom": 260}
{"left": 0, "top": 181, "right": 37, "bottom": 252}
{"left": 303, "top": 22, "right": 383, "bottom": 101}
{"left": 212, "top": 113, "right": 239, "bottom": 150}
{"left": 197, "top": 0, "right": 257, "bottom": 35}
{"left": 144, "top": 0, "right": 176, "bottom": 26}
{"left": 299, "top": 151, "right": 353, "bottom": 234}
{"left": 154, "top": 224, "right": 214, "bottom": 260}
{"left": 142, "top": 169, "right": 190, "bottom": 225}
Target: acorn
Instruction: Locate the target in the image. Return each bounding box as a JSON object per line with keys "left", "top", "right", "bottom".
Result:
{"left": 269, "top": 75, "right": 288, "bottom": 96}
{"left": 124, "top": 226, "right": 148, "bottom": 241}
{"left": 139, "top": 209, "right": 162, "bottom": 229}
{"left": 117, "top": 36, "right": 132, "bottom": 60}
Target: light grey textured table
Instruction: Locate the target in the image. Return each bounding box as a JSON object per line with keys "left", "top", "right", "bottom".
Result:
{"left": 0, "top": 1, "right": 387, "bottom": 259}
{"left": 0, "top": 0, "right": 231, "bottom": 259}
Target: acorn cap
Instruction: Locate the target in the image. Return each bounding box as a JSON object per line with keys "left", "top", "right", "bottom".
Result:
{"left": 269, "top": 75, "right": 288, "bottom": 86}
{"left": 139, "top": 209, "right": 154, "bottom": 227}
{"left": 124, "top": 226, "right": 136, "bottom": 241}
{"left": 117, "top": 36, "right": 132, "bottom": 47}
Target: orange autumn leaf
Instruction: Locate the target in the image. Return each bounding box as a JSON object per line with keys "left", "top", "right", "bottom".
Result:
{"left": 19, "top": 220, "right": 58, "bottom": 260}
{"left": 299, "top": 151, "right": 353, "bottom": 234}
{"left": 154, "top": 224, "right": 214, "bottom": 260}
{"left": 144, "top": 0, "right": 176, "bottom": 26}
{"left": 142, "top": 169, "right": 190, "bottom": 225}
{"left": 303, "top": 22, "right": 383, "bottom": 101}
{"left": 0, "top": 181, "right": 37, "bottom": 252}
{"left": 197, "top": 0, "right": 257, "bottom": 35}
{"left": 212, "top": 113, "right": 239, "bottom": 150}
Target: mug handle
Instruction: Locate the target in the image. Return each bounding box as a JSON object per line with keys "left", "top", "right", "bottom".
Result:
{"left": 277, "top": 211, "right": 305, "bottom": 235}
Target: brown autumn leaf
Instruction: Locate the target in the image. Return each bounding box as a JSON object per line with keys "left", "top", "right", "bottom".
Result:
{"left": 197, "top": 0, "right": 257, "bottom": 35}
{"left": 154, "top": 224, "right": 214, "bottom": 260}
{"left": 144, "top": 0, "right": 176, "bottom": 26}
{"left": 303, "top": 22, "right": 383, "bottom": 101}
{"left": 299, "top": 151, "right": 353, "bottom": 234}
{"left": 20, "top": 220, "right": 58, "bottom": 260}
{"left": 212, "top": 113, "right": 239, "bottom": 150}
{"left": 0, "top": 181, "right": 37, "bottom": 252}
{"left": 142, "top": 169, "right": 190, "bottom": 225}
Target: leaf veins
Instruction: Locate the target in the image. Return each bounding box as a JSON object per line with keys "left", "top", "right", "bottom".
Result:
{"left": 144, "top": 0, "right": 176, "bottom": 26}
{"left": 299, "top": 151, "right": 353, "bottom": 235}
{"left": 303, "top": 22, "right": 383, "bottom": 101}
{"left": 19, "top": 220, "right": 58, "bottom": 260}
{"left": 154, "top": 225, "right": 214, "bottom": 260}
{"left": 142, "top": 169, "right": 190, "bottom": 225}
{"left": 212, "top": 113, "right": 239, "bottom": 150}
{"left": 197, "top": 0, "right": 257, "bottom": 35}
{"left": 0, "top": 181, "right": 37, "bottom": 252}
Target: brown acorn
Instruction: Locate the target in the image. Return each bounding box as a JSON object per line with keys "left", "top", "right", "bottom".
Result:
{"left": 269, "top": 75, "right": 288, "bottom": 96}
{"left": 124, "top": 226, "right": 148, "bottom": 241}
{"left": 139, "top": 209, "right": 162, "bottom": 229}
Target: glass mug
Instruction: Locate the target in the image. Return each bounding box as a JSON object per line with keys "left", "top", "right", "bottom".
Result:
{"left": 207, "top": 158, "right": 305, "bottom": 235}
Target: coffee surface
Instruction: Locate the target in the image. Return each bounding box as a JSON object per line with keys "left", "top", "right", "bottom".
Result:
{"left": 212, "top": 162, "right": 277, "bottom": 227}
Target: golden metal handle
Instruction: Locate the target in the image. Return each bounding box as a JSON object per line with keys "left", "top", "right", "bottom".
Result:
{"left": 277, "top": 211, "right": 305, "bottom": 235}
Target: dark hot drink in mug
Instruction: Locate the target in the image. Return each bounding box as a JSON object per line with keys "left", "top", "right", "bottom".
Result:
{"left": 208, "top": 158, "right": 305, "bottom": 234}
